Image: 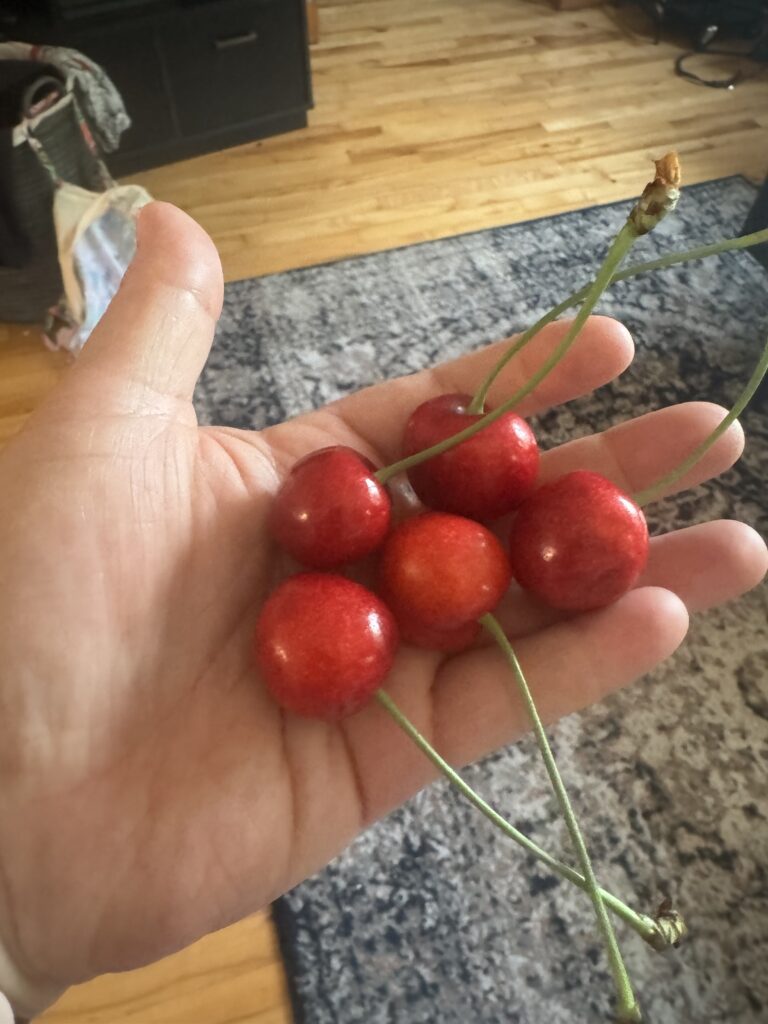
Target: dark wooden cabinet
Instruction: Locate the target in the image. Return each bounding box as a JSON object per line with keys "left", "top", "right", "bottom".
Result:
{"left": 4, "top": 0, "right": 313, "bottom": 175}
{"left": 162, "top": 1, "right": 308, "bottom": 136}
{"left": 70, "top": 23, "right": 176, "bottom": 157}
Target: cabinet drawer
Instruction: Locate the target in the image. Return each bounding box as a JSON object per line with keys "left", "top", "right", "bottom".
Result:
{"left": 161, "top": 0, "right": 309, "bottom": 137}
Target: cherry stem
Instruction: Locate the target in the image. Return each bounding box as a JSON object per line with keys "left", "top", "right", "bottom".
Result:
{"left": 374, "top": 689, "right": 671, "bottom": 952}
{"left": 633, "top": 330, "right": 768, "bottom": 506}
{"left": 376, "top": 156, "right": 680, "bottom": 486}
{"left": 376, "top": 222, "right": 639, "bottom": 485}
{"left": 480, "top": 614, "right": 641, "bottom": 1023}
{"left": 468, "top": 226, "right": 768, "bottom": 415}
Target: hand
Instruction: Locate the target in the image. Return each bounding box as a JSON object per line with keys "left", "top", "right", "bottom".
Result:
{"left": 0, "top": 204, "right": 764, "bottom": 1013}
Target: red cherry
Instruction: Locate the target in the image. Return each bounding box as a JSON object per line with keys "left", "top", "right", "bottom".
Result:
{"left": 379, "top": 512, "right": 511, "bottom": 631}
{"left": 270, "top": 446, "right": 391, "bottom": 569}
{"left": 508, "top": 471, "right": 649, "bottom": 611}
{"left": 254, "top": 573, "right": 398, "bottom": 719}
{"left": 402, "top": 393, "right": 539, "bottom": 521}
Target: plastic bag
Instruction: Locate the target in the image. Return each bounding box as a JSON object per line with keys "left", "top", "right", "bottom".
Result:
{"left": 46, "top": 181, "right": 151, "bottom": 353}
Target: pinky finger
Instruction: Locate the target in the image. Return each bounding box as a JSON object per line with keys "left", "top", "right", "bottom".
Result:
{"left": 638, "top": 520, "right": 767, "bottom": 612}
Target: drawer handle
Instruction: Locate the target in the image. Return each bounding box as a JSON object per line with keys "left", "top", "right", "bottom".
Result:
{"left": 214, "top": 30, "right": 259, "bottom": 50}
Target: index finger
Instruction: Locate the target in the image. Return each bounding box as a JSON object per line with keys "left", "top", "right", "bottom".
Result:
{"left": 310, "top": 315, "right": 634, "bottom": 465}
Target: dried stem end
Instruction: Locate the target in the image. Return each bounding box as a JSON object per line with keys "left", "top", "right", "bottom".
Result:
{"left": 643, "top": 898, "right": 689, "bottom": 951}
{"left": 630, "top": 152, "right": 682, "bottom": 235}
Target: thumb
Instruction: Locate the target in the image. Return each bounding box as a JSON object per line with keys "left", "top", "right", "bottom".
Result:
{"left": 74, "top": 201, "right": 223, "bottom": 403}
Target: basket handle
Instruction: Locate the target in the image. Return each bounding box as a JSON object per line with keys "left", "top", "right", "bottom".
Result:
{"left": 24, "top": 87, "right": 115, "bottom": 190}
{"left": 21, "top": 75, "right": 66, "bottom": 121}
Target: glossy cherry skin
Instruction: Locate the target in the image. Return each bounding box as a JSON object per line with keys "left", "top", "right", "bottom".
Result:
{"left": 379, "top": 512, "right": 511, "bottom": 631}
{"left": 270, "top": 446, "right": 391, "bottom": 569}
{"left": 508, "top": 471, "right": 649, "bottom": 612}
{"left": 254, "top": 573, "right": 398, "bottom": 719}
{"left": 402, "top": 393, "right": 540, "bottom": 521}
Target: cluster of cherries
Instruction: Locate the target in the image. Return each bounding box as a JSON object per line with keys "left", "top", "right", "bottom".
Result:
{"left": 254, "top": 393, "right": 649, "bottom": 718}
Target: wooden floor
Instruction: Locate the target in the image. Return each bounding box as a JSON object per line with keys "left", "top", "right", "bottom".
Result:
{"left": 3, "top": 0, "right": 764, "bottom": 1020}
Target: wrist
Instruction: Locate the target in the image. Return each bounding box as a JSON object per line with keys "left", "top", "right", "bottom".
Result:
{"left": 0, "top": 937, "right": 63, "bottom": 1021}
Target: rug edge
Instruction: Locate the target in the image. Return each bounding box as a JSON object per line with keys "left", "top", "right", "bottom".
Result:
{"left": 226, "top": 174, "right": 758, "bottom": 287}
{"left": 271, "top": 898, "right": 308, "bottom": 1024}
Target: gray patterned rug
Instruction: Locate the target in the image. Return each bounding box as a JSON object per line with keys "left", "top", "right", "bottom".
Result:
{"left": 195, "top": 178, "right": 767, "bottom": 1024}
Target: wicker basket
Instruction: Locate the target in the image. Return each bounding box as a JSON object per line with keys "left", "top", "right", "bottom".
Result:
{"left": 0, "top": 71, "right": 109, "bottom": 323}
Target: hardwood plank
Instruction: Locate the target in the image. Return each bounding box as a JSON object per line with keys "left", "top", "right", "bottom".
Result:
{"left": 306, "top": 0, "right": 320, "bottom": 45}
{"left": 40, "top": 912, "right": 290, "bottom": 1024}
{"left": 3, "top": 2, "right": 766, "bottom": 1021}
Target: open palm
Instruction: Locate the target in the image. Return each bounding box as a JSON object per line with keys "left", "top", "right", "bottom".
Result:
{"left": 0, "top": 204, "right": 764, "bottom": 1014}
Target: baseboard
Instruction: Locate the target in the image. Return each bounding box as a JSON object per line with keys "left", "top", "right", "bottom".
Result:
{"left": 552, "top": 0, "right": 604, "bottom": 10}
